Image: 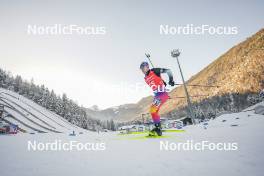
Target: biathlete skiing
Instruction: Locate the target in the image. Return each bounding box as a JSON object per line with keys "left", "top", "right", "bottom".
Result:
{"left": 140, "top": 61, "right": 175, "bottom": 136}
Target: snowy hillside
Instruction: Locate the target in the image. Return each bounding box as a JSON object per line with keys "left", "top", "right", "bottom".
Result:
{"left": 0, "top": 88, "right": 83, "bottom": 133}
{"left": 0, "top": 101, "right": 264, "bottom": 176}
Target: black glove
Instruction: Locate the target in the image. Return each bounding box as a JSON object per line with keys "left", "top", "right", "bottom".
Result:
{"left": 168, "top": 80, "right": 175, "bottom": 86}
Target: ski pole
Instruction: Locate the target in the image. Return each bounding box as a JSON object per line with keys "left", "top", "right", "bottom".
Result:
{"left": 144, "top": 53, "right": 219, "bottom": 88}
{"left": 174, "top": 83, "right": 220, "bottom": 88}
{"left": 145, "top": 53, "right": 155, "bottom": 68}
{"left": 169, "top": 94, "right": 208, "bottom": 99}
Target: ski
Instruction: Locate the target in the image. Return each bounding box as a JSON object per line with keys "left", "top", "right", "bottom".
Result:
{"left": 117, "top": 129, "right": 185, "bottom": 136}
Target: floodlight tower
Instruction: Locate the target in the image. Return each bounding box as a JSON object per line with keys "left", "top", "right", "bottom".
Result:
{"left": 171, "top": 49, "right": 196, "bottom": 124}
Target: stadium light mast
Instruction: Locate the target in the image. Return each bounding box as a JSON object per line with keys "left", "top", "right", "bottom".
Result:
{"left": 171, "top": 49, "right": 196, "bottom": 124}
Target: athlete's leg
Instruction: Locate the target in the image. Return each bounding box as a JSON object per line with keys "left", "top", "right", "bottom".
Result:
{"left": 150, "top": 92, "right": 169, "bottom": 124}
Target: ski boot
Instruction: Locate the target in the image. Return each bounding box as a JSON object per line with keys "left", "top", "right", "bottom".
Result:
{"left": 149, "top": 123, "right": 162, "bottom": 136}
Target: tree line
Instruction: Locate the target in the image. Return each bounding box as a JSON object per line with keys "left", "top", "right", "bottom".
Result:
{"left": 168, "top": 91, "right": 264, "bottom": 121}
{"left": 0, "top": 68, "right": 116, "bottom": 131}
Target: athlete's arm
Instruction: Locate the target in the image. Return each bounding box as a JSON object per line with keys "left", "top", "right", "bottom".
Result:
{"left": 161, "top": 69, "right": 174, "bottom": 83}
{"left": 152, "top": 68, "right": 175, "bottom": 86}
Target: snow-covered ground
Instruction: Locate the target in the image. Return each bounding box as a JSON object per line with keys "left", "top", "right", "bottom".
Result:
{"left": 1, "top": 101, "right": 264, "bottom": 176}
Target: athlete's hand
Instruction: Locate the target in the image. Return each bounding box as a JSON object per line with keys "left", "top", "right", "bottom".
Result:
{"left": 169, "top": 80, "right": 175, "bottom": 86}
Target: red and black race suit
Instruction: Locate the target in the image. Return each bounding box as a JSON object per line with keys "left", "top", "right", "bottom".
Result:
{"left": 144, "top": 68, "right": 166, "bottom": 92}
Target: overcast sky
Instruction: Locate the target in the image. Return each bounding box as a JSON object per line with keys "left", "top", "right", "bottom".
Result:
{"left": 0, "top": 0, "right": 263, "bottom": 109}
